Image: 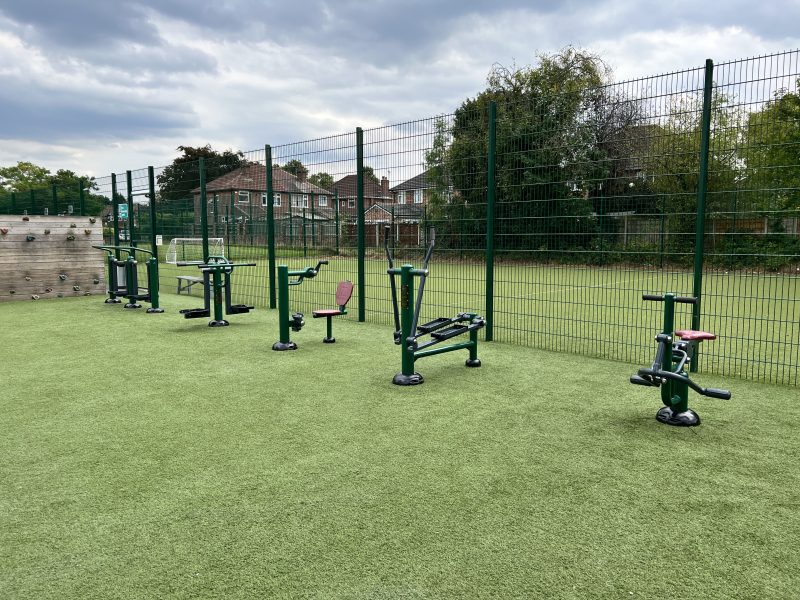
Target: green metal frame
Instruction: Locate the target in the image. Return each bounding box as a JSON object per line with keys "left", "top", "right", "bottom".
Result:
{"left": 272, "top": 261, "right": 328, "bottom": 351}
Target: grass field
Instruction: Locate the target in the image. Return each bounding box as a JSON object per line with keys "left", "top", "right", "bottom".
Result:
{"left": 1, "top": 295, "right": 799, "bottom": 599}
{"left": 160, "top": 252, "right": 800, "bottom": 385}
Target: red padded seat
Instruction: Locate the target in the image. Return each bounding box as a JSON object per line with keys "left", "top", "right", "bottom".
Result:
{"left": 312, "top": 309, "right": 343, "bottom": 317}
{"left": 675, "top": 329, "right": 716, "bottom": 341}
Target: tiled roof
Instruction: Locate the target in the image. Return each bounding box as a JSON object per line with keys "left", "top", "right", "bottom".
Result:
{"left": 364, "top": 203, "right": 425, "bottom": 222}
{"left": 389, "top": 169, "right": 433, "bottom": 192}
{"left": 332, "top": 175, "right": 391, "bottom": 200}
{"left": 199, "top": 164, "right": 333, "bottom": 195}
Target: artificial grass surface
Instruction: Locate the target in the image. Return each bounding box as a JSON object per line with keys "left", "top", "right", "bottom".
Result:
{"left": 1, "top": 295, "right": 799, "bottom": 599}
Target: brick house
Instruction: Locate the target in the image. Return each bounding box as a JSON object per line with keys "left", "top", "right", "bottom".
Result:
{"left": 332, "top": 175, "right": 393, "bottom": 218}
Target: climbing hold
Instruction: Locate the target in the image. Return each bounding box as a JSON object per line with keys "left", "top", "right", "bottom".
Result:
{"left": 26, "top": 235, "right": 35, "bottom": 242}
{"left": 59, "top": 274, "right": 67, "bottom": 280}
{"left": 9, "top": 290, "right": 15, "bottom": 295}
{"left": 89, "top": 218, "right": 97, "bottom": 224}
{"left": 31, "top": 295, "right": 39, "bottom": 300}
{"left": 70, "top": 223, "right": 76, "bottom": 228}
{"left": 45, "top": 287, "right": 53, "bottom": 293}
{"left": 66, "top": 235, "right": 75, "bottom": 241}
{"left": 0, "top": 228, "right": 8, "bottom": 234}
{"left": 22, "top": 216, "right": 29, "bottom": 221}
{"left": 84, "top": 229, "right": 91, "bottom": 235}
{"left": 44, "top": 229, "right": 50, "bottom": 235}
{"left": 84, "top": 292, "right": 91, "bottom": 297}
{"left": 24, "top": 276, "right": 31, "bottom": 282}
{"left": 73, "top": 285, "right": 81, "bottom": 291}
{"left": 93, "top": 278, "right": 100, "bottom": 285}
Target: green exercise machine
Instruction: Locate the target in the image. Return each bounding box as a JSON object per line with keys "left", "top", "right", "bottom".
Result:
{"left": 384, "top": 226, "right": 485, "bottom": 385}
{"left": 272, "top": 260, "right": 328, "bottom": 350}
{"left": 177, "top": 256, "right": 256, "bottom": 327}
{"left": 630, "top": 293, "right": 731, "bottom": 426}
{"left": 94, "top": 244, "right": 163, "bottom": 312}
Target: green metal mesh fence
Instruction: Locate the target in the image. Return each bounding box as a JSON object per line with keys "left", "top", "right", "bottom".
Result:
{"left": 8, "top": 50, "right": 798, "bottom": 384}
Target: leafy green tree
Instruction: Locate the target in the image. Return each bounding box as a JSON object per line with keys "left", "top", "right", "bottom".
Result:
{"left": 308, "top": 172, "right": 334, "bottom": 190}
{"left": 281, "top": 159, "right": 308, "bottom": 179}
{"left": 157, "top": 145, "right": 248, "bottom": 205}
{"left": 0, "top": 161, "right": 106, "bottom": 215}
{"left": 0, "top": 161, "right": 51, "bottom": 190}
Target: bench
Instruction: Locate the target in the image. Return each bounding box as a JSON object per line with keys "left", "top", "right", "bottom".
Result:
{"left": 176, "top": 275, "right": 203, "bottom": 295}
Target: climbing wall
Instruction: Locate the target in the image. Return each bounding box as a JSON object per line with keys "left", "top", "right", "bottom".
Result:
{"left": 0, "top": 215, "right": 106, "bottom": 302}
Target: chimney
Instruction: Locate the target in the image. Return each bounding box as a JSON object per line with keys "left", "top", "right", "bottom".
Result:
{"left": 381, "top": 176, "right": 389, "bottom": 197}
{"left": 297, "top": 167, "right": 307, "bottom": 182}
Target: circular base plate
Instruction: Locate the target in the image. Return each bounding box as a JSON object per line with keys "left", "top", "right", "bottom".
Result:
{"left": 656, "top": 406, "right": 701, "bottom": 427}
{"left": 465, "top": 358, "right": 481, "bottom": 368}
{"left": 322, "top": 337, "right": 336, "bottom": 344}
{"left": 273, "top": 341, "right": 298, "bottom": 351}
{"left": 209, "top": 320, "right": 229, "bottom": 327}
{"left": 393, "top": 372, "right": 424, "bottom": 386}
{"left": 105, "top": 298, "right": 121, "bottom": 304}
{"left": 124, "top": 303, "right": 142, "bottom": 309}
{"left": 147, "top": 308, "right": 165, "bottom": 314}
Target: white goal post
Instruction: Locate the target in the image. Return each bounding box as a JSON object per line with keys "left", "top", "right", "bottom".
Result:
{"left": 165, "top": 238, "right": 225, "bottom": 264}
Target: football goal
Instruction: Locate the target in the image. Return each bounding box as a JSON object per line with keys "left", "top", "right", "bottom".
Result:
{"left": 165, "top": 238, "right": 224, "bottom": 264}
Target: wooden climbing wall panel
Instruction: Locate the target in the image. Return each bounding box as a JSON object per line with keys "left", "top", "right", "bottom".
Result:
{"left": 0, "top": 215, "right": 106, "bottom": 302}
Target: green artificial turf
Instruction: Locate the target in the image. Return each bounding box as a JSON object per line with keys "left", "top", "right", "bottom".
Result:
{"left": 1, "top": 295, "right": 799, "bottom": 599}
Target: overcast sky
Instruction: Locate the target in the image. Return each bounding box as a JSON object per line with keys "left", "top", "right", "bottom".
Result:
{"left": 1, "top": 0, "right": 798, "bottom": 179}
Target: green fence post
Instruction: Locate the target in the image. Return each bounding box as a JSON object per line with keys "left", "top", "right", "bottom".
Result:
{"left": 485, "top": 101, "right": 497, "bottom": 342}
{"left": 10, "top": 192, "right": 16, "bottom": 213}
{"left": 111, "top": 174, "right": 120, "bottom": 257}
{"left": 29, "top": 189, "right": 35, "bottom": 215}
{"left": 356, "top": 126, "right": 366, "bottom": 322}
{"left": 126, "top": 171, "right": 135, "bottom": 247}
{"left": 199, "top": 158, "right": 209, "bottom": 262}
{"left": 51, "top": 183, "right": 58, "bottom": 215}
{"left": 691, "top": 58, "right": 714, "bottom": 372}
{"left": 302, "top": 207, "right": 308, "bottom": 258}
{"left": 230, "top": 191, "right": 236, "bottom": 247}
{"left": 265, "top": 145, "right": 276, "bottom": 309}
{"left": 147, "top": 165, "right": 163, "bottom": 312}
{"left": 335, "top": 191, "right": 340, "bottom": 255}
{"left": 311, "top": 197, "right": 316, "bottom": 248}
{"left": 78, "top": 179, "right": 85, "bottom": 216}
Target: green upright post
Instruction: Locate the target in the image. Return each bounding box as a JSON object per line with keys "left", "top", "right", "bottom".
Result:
{"left": 199, "top": 158, "right": 209, "bottom": 262}
{"left": 485, "top": 101, "right": 497, "bottom": 341}
{"left": 249, "top": 201, "right": 253, "bottom": 244}
{"left": 335, "top": 191, "right": 340, "bottom": 255}
{"left": 311, "top": 198, "right": 316, "bottom": 248}
{"left": 146, "top": 166, "right": 163, "bottom": 313}
{"left": 126, "top": 171, "right": 135, "bottom": 247}
{"left": 10, "top": 192, "right": 16, "bottom": 213}
{"left": 230, "top": 191, "right": 236, "bottom": 247}
{"left": 272, "top": 265, "right": 299, "bottom": 351}
{"left": 691, "top": 58, "right": 714, "bottom": 372}
{"left": 356, "top": 127, "right": 366, "bottom": 322}
{"left": 78, "top": 179, "right": 85, "bottom": 216}
{"left": 51, "top": 183, "right": 58, "bottom": 215}
{"left": 265, "top": 145, "right": 276, "bottom": 309}
{"left": 303, "top": 207, "right": 308, "bottom": 258}
{"left": 399, "top": 264, "right": 416, "bottom": 378}
{"left": 29, "top": 189, "right": 35, "bottom": 214}
{"left": 111, "top": 174, "right": 120, "bottom": 258}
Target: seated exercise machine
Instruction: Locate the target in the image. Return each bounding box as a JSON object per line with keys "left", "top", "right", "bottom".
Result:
{"left": 384, "top": 226, "right": 485, "bottom": 385}
{"left": 177, "top": 255, "right": 255, "bottom": 327}
{"left": 630, "top": 293, "right": 731, "bottom": 426}
{"left": 273, "top": 261, "right": 329, "bottom": 350}
{"left": 93, "top": 244, "right": 163, "bottom": 313}
{"left": 312, "top": 280, "right": 354, "bottom": 344}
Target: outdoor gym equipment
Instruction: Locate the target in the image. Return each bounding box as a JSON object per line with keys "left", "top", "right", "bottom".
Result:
{"left": 385, "top": 226, "right": 485, "bottom": 385}
{"left": 93, "top": 244, "right": 163, "bottom": 312}
{"left": 272, "top": 260, "right": 328, "bottom": 350}
{"left": 177, "top": 255, "right": 256, "bottom": 327}
{"left": 312, "top": 280, "right": 354, "bottom": 343}
{"left": 630, "top": 293, "right": 731, "bottom": 426}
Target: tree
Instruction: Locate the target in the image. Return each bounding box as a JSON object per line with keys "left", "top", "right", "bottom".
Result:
{"left": 281, "top": 159, "right": 308, "bottom": 179}
{"left": 439, "top": 47, "right": 618, "bottom": 255}
{"left": 308, "top": 172, "right": 334, "bottom": 190}
{"left": 362, "top": 165, "right": 380, "bottom": 184}
{"left": 157, "top": 145, "right": 249, "bottom": 206}
{"left": 0, "top": 161, "right": 106, "bottom": 215}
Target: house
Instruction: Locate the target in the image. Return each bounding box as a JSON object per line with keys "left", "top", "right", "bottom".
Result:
{"left": 332, "top": 175, "right": 393, "bottom": 216}
{"left": 360, "top": 203, "right": 426, "bottom": 247}
{"left": 193, "top": 163, "right": 335, "bottom": 227}
{"left": 390, "top": 169, "right": 437, "bottom": 206}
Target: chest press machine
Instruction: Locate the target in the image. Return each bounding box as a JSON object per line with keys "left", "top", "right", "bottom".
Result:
{"left": 384, "top": 226, "right": 485, "bottom": 386}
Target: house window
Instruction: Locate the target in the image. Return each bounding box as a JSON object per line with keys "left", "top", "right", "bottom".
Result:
{"left": 397, "top": 191, "right": 406, "bottom": 204}
{"left": 274, "top": 193, "right": 281, "bottom": 207}
{"left": 414, "top": 189, "right": 423, "bottom": 204}
{"left": 348, "top": 198, "right": 355, "bottom": 208}
{"left": 238, "top": 190, "right": 250, "bottom": 204}
{"left": 291, "top": 194, "right": 309, "bottom": 208}
{"left": 318, "top": 195, "right": 327, "bottom": 207}
{"left": 261, "top": 193, "right": 267, "bottom": 206}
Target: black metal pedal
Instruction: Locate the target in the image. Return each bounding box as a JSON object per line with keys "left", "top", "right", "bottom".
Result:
{"left": 430, "top": 324, "right": 468, "bottom": 341}
{"left": 417, "top": 317, "right": 452, "bottom": 333}
{"left": 180, "top": 308, "right": 210, "bottom": 319}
